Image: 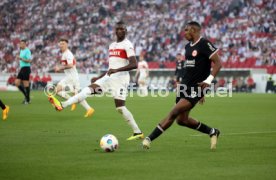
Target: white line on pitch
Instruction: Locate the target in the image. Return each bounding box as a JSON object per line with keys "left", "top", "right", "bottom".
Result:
{"left": 189, "top": 131, "right": 276, "bottom": 137}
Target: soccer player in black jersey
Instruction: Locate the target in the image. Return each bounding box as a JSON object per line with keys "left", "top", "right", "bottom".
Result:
{"left": 143, "top": 21, "right": 222, "bottom": 150}
{"left": 175, "top": 53, "right": 185, "bottom": 84}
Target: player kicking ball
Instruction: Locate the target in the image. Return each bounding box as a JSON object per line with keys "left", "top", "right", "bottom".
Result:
{"left": 50, "top": 37, "right": 94, "bottom": 118}
{"left": 142, "top": 21, "right": 222, "bottom": 150}
{"left": 48, "top": 21, "right": 143, "bottom": 141}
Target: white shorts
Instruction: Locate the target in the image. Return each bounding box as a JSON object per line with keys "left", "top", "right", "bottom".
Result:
{"left": 138, "top": 73, "right": 148, "bottom": 84}
{"left": 94, "top": 74, "right": 129, "bottom": 100}
{"left": 58, "top": 77, "right": 80, "bottom": 93}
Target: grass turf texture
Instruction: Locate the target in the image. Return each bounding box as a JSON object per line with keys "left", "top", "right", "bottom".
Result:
{"left": 0, "top": 91, "right": 276, "bottom": 180}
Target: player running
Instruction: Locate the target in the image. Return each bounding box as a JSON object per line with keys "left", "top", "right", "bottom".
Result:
{"left": 135, "top": 56, "right": 149, "bottom": 96}
{"left": 142, "top": 21, "right": 222, "bottom": 150}
{"left": 52, "top": 38, "right": 94, "bottom": 118}
{"left": 48, "top": 21, "right": 144, "bottom": 140}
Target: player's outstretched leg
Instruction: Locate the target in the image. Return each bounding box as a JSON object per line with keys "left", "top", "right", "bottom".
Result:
{"left": 116, "top": 104, "right": 143, "bottom": 140}
{"left": 48, "top": 95, "right": 63, "bottom": 111}
{"left": 61, "top": 87, "right": 92, "bottom": 109}
{"left": 142, "top": 99, "right": 192, "bottom": 149}
{"left": 176, "top": 113, "right": 220, "bottom": 150}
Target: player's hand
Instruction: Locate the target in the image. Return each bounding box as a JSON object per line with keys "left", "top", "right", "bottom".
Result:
{"left": 54, "top": 66, "right": 60, "bottom": 72}
{"left": 197, "top": 82, "right": 210, "bottom": 90}
{"left": 107, "top": 69, "right": 118, "bottom": 76}
{"left": 91, "top": 77, "right": 99, "bottom": 83}
{"left": 198, "top": 97, "right": 205, "bottom": 105}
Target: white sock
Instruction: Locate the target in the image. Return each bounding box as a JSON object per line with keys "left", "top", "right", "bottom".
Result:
{"left": 57, "top": 91, "right": 71, "bottom": 99}
{"left": 62, "top": 87, "right": 92, "bottom": 108}
{"left": 116, "top": 106, "right": 142, "bottom": 134}
{"left": 80, "top": 100, "right": 91, "bottom": 111}
{"left": 142, "top": 85, "right": 148, "bottom": 96}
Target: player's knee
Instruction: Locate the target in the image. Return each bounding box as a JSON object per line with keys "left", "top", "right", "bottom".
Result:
{"left": 116, "top": 106, "right": 125, "bottom": 114}
{"left": 89, "top": 84, "right": 102, "bottom": 94}
{"left": 15, "top": 80, "right": 20, "bottom": 87}
{"left": 176, "top": 117, "right": 188, "bottom": 126}
{"left": 170, "top": 109, "right": 180, "bottom": 120}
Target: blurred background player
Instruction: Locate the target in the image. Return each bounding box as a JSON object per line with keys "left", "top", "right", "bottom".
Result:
{"left": 53, "top": 38, "right": 94, "bottom": 118}
{"left": 175, "top": 53, "right": 185, "bottom": 85}
{"left": 143, "top": 21, "right": 222, "bottom": 150}
{"left": 15, "top": 39, "right": 32, "bottom": 104}
{"left": 135, "top": 56, "right": 149, "bottom": 96}
{"left": 48, "top": 21, "right": 143, "bottom": 140}
{"left": 0, "top": 99, "right": 9, "bottom": 120}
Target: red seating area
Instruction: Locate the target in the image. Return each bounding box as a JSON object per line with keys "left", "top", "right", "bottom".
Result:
{"left": 148, "top": 58, "right": 276, "bottom": 74}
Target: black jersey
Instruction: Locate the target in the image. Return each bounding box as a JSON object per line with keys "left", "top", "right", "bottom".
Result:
{"left": 175, "top": 60, "right": 185, "bottom": 78}
{"left": 182, "top": 37, "right": 218, "bottom": 86}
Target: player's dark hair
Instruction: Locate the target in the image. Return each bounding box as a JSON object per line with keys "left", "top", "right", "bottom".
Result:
{"left": 116, "top": 20, "right": 127, "bottom": 30}
{"left": 20, "top": 39, "right": 27, "bottom": 43}
{"left": 116, "top": 20, "right": 126, "bottom": 26}
{"left": 59, "top": 37, "right": 69, "bottom": 43}
{"left": 187, "top": 21, "right": 201, "bottom": 30}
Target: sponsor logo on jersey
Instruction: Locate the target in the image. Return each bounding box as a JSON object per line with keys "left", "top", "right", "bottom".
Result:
{"left": 207, "top": 43, "right": 215, "bottom": 52}
{"left": 192, "top": 50, "right": 198, "bottom": 57}
{"left": 185, "top": 59, "right": 195, "bottom": 67}
{"left": 109, "top": 49, "right": 127, "bottom": 59}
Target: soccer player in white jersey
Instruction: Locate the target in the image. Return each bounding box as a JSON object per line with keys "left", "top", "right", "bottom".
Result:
{"left": 135, "top": 56, "right": 149, "bottom": 96}
{"left": 48, "top": 22, "right": 143, "bottom": 140}
{"left": 53, "top": 38, "right": 94, "bottom": 118}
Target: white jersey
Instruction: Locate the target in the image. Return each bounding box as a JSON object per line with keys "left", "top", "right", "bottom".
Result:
{"left": 138, "top": 60, "right": 148, "bottom": 75}
{"left": 108, "top": 38, "right": 135, "bottom": 77}
{"left": 60, "top": 49, "right": 78, "bottom": 80}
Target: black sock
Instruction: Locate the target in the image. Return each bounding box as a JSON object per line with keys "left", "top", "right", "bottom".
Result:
{"left": 25, "top": 86, "right": 30, "bottom": 102}
{"left": 0, "top": 100, "right": 6, "bottom": 110}
{"left": 196, "top": 122, "right": 212, "bottom": 135}
{"left": 148, "top": 124, "right": 164, "bottom": 141}
{"left": 18, "top": 85, "right": 26, "bottom": 98}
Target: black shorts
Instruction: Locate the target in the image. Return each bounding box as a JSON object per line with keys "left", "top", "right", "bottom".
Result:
{"left": 17, "top": 67, "right": 31, "bottom": 81}
{"left": 175, "top": 85, "right": 204, "bottom": 107}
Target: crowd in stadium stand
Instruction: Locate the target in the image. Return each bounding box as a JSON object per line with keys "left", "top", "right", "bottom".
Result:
{"left": 0, "top": 0, "right": 275, "bottom": 74}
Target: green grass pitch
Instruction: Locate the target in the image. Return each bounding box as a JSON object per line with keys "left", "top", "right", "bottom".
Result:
{"left": 0, "top": 91, "right": 276, "bottom": 180}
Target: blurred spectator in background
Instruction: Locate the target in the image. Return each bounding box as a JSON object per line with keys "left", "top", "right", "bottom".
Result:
{"left": 246, "top": 76, "right": 256, "bottom": 92}
{"left": 218, "top": 77, "right": 226, "bottom": 87}
{"left": 32, "top": 73, "right": 41, "bottom": 90}
{"left": 266, "top": 76, "right": 275, "bottom": 93}
{"left": 167, "top": 77, "right": 176, "bottom": 92}
{"left": 0, "top": 0, "right": 274, "bottom": 73}
{"left": 6, "top": 74, "right": 16, "bottom": 86}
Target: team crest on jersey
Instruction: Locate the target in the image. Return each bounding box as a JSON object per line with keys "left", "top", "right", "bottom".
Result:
{"left": 192, "top": 50, "right": 198, "bottom": 57}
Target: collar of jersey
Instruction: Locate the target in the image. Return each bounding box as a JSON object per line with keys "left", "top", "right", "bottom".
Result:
{"left": 190, "top": 37, "right": 202, "bottom": 47}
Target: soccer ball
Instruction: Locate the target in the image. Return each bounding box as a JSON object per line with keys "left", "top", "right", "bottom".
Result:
{"left": 100, "top": 134, "right": 119, "bottom": 152}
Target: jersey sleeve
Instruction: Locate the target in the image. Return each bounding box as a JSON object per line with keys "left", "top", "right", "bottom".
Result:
{"left": 26, "top": 49, "right": 32, "bottom": 60}
{"left": 143, "top": 61, "right": 149, "bottom": 68}
{"left": 66, "top": 52, "right": 74, "bottom": 64}
{"left": 125, "top": 42, "right": 136, "bottom": 58}
{"left": 201, "top": 39, "right": 218, "bottom": 59}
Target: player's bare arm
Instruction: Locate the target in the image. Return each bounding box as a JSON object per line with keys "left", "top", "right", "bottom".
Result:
{"left": 107, "top": 56, "right": 137, "bottom": 76}
{"left": 20, "top": 58, "right": 31, "bottom": 63}
{"left": 91, "top": 72, "right": 106, "bottom": 83}
{"left": 198, "top": 52, "right": 222, "bottom": 89}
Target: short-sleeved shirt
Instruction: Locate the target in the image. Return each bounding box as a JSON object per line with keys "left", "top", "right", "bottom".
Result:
{"left": 182, "top": 37, "right": 218, "bottom": 87}
{"left": 138, "top": 60, "right": 148, "bottom": 75}
{"left": 60, "top": 49, "right": 78, "bottom": 80}
{"left": 19, "top": 48, "right": 32, "bottom": 67}
{"left": 108, "top": 38, "right": 135, "bottom": 77}
{"left": 175, "top": 60, "right": 185, "bottom": 78}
